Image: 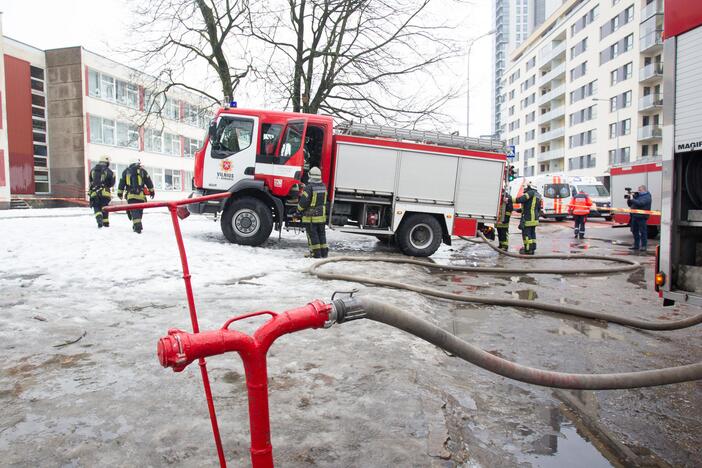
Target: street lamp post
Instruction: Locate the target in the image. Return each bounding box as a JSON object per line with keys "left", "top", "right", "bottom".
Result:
{"left": 467, "top": 29, "right": 496, "bottom": 136}
{"left": 593, "top": 97, "right": 620, "bottom": 164}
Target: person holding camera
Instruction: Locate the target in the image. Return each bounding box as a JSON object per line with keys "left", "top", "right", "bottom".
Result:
{"left": 627, "top": 185, "right": 652, "bottom": 251}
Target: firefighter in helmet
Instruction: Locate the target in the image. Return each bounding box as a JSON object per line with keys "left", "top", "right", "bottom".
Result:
{"left": 88, "top": 155, "right": 115, "bottom": 228}
{"left": 296, "top": 166, "right": 328, "bottom": 258}
{"left": 117, "top": 160, "right": 155, "bottom": 234}
{"left": 514, "top": 180, "right": 542, "bottom": 255}
{"left": 495, "top": 189, "right": 513, "bottom": 250}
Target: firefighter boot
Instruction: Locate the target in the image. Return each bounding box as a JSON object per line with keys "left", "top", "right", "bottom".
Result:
{"left": 96, "top": 213, "right": 104, "bottom": 228}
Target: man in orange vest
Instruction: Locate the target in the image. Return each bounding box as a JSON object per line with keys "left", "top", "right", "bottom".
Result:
{"left": 568, "top": 189, "right": 593, "bottom": 239}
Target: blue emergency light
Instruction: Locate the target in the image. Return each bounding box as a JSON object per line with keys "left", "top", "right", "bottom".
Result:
{"left": 230, "top": 101, "right": 237, "bottom": 108}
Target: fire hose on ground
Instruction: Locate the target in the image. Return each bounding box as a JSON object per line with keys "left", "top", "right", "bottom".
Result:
{"left": 106, "top": 194, "right": 702, "bottom": 468}
{"left": 308, "top": 233, "right": 702, "bottom": 331}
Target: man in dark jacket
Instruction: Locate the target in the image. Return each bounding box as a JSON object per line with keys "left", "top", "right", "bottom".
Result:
{"left": 627, "top": 185, "right": 652, "bottom": 251}
{"left": 88, "top": 155, "right": 115, "bottom": 228}
{"left": 515, "top": 181, "right": 542, "bottom": 255}
{"left": 495, "top": 190, "right": 513, "bottom": 250}
{"left": 117, "top": 161, "right": 155, "bottom": 234}
{"left": 296, "top": 167, "right": 328, "bottom": 258}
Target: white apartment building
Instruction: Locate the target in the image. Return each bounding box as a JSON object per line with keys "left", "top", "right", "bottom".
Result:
{"left": 499, "top": 0, "right": 664, "bottom": 179}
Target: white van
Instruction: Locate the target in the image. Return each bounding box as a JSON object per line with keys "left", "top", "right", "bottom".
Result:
{"left": 567, "top": 176, "right": 612, "bottom": 220}
{"left": 509, "top": 175, "right": 572, "bottom": 221}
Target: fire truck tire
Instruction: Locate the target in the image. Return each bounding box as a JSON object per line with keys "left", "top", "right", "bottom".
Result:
{"left": 396, "top": 214, "right": 442, "bottom": 257}
{"left": 604, "top": 216, "right": 613, "bottom": 222}
{"left": 221, "top": 197, "right": 273, "bottom": 246}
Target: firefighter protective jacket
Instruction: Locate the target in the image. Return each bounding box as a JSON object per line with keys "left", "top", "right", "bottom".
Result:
{"left": 568, "top": 193, "right": 593, "bottom": 216}
{"left": 89, "top": 163, "right": 115, "bottom": 199}
{"left": 297, "top": 180, "right": 327, "bottom": 223}
{"left": 496, "top": 194, "right": 513, "bottom": 228}
{"left": 515, "top": 187, "right": 541, "bottom": 227}
{"left": 118, "top": 164, "right": 154, "bottom": 201}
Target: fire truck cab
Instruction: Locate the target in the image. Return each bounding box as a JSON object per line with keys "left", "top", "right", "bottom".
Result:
{"left": 189, "top": 106, "right": 507, "bottom": 257}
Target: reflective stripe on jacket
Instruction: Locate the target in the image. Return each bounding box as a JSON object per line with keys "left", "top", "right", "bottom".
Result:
{"left": 496, "top": 196, "right": 513, "bottom": 228}
{"left": 515, "top": 188, "right": 541, "bottom": 227}
{"left": 89, "top": 163, "right": 115, "bottom": 199}
{"left": 297, "top": 180, "right": 327, "bottom": 223}
{"left": 568, "top": 193, "right": 593, "bottom": 216}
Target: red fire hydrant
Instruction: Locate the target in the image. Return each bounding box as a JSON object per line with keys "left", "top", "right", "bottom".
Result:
{"left": 157, "top": 300, "right": 333, "bottom": 468}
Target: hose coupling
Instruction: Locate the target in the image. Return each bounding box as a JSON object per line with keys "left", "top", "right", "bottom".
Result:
{"left": 330, "top": 296, "right": 366, "bottom": 325}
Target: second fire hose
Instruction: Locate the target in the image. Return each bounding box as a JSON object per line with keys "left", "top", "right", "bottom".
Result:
{"left": 309, "top": 234, "right": 702, "bottom": 331}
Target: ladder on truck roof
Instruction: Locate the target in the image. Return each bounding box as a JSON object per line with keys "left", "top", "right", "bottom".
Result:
{"left": 335, "top": 121, "right": 507, "bottom": 154}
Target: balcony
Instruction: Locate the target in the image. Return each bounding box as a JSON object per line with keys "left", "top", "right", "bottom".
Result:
{"left": 640, "top": 30, "right": 664, "bottom": 53}
{"left": 537, "top": 84, "right": 566, "bottom": 105}
{"left": 539, "top": 127, "right": 565, "bottom": 143}
{"left": 638, "top": 125, "right": 662, "bottom": 141}
{"left": 641, "top": 0, "right": 663, "bottom": 22}
{"left": 537, "top": 148, "right": 565, "bottom": 162}
{"left": 540, "top": 42, "right": 566, "bottom": 64}
{"left": 539, "top": 63, "right": 566, "bottom": 85}
{"left": 537, "top": 105, "right": 566, "bottom": 124}
{"left": 639, "top": 63, "right": 663, "bottom": 83}
{"left": 639, "top": 93, "right": 663, "bottom": 112}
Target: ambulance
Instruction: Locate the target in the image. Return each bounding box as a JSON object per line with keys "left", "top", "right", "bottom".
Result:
{"left": 509, "top": 175, "right": 572, "bottom": 221}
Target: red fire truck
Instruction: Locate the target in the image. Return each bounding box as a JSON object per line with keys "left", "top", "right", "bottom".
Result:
{"left": 188, "top": 107, "right": 508, "bottom": 256}
{"left": 656, "top": 0, "right": 702, "bottom": 305}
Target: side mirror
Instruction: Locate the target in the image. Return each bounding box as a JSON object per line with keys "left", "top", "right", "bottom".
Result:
{"left": 208, "top": 120, "right": 217, "bottom": 141}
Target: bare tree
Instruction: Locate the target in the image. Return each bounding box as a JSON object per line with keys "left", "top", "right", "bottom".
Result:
{"left": 127, "top": 0, "right": 252, "bottom": 124}
{"left": 248, "top": 0, "right": 463, "bottom": 127}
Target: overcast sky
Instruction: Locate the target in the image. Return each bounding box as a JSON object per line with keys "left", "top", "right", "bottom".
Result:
{"left": 0, "top": 0, "right": 495, "bottom": 136}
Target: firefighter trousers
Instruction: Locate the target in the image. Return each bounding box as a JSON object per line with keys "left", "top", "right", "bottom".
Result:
{"left": 91, "top": 196, "right": 110, "bottom": 227}
{"left": 573, "top": 215, "right": 586, "bottom": 238}
{"left": 496, "top": 227, "right": 509, "bottom": 250}
{"left": 127, "top": 198, "right": 144, "bottom": 233}
{"left": 521, "top": 225, "right": 537, "bottom": 253}
{"left": 305, "top": 223, "right": 328, "bottom": 258}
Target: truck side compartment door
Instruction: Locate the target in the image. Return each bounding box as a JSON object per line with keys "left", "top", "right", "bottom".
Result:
{"left": 203, "top": 115, "right": 258, "bottom": 191}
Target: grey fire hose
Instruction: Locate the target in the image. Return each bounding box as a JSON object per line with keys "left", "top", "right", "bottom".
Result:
{"left": 309, "top": 235, "right": 702, "bottom": 330}
{"left": 330, "top": 297, "right": 702, "bottom": 390}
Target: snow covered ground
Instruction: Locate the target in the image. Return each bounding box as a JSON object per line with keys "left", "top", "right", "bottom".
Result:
{"left": 1, "top": 208, "right": 700, "bottom": 467}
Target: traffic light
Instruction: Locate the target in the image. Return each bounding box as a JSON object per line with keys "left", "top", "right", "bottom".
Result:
{"left": 508, "top": 165, "right": 516, "bottom": 182}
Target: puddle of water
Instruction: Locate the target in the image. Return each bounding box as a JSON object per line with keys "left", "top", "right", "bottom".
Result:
{"left": 510, "top": 275, "right": 537, "bottom": 285}
{"left": 510, "top": 289, "right": 539, "bottom": 300}
{"left": 520, "top": 421, "right": 613, "bottom": 468}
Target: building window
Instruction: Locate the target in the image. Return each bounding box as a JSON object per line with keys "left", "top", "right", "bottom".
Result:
{"left": 184, "top": 137, "right": 203, "bottom": 158}
{"left": 525, "top": 111, "right": 535, "bottom": 124}
{"left": 526, "top": 57, "right": 536, "bottom": 70}
{"left": 89, "top": 115, "right": 115, "bottom": 145}
{"left": 568, "top": 154, "right": 596, "bottom": 170}
{"left": 164, "top": 133, "right": 181, "bottom": 156}
{"left": 165, "top": 98, "right": 180, "bottom": 121}
{"left": 569, "top": 129, "right": 596, "bottom": 148}
{"left": 116, "top": 80, "right": 139, "bottom": 108}
{"left": 570, "top": 61, "right": 587, "bottom": 81}
{"left": 569, "top": 80, "right": 597, "bottom": 104}
{"left": 525, "top": 130, "right": 535, "bottom": 141}
{"left": 144, "top": 128, "right": 163, "bottom": 153}
{"left": 569, "top": 105, "right": 597, "bottom": 126}
{"left": 609, "top": 147, "right": 630, "bottom": 164}
{"left": 116, "top": 122, "right": 139, "bottom": 149}
{"left": 570, "top": 38, "right": 587, "bottom": 59}
{"left": 88, "top": 69, "right": 139, "bottom": 109}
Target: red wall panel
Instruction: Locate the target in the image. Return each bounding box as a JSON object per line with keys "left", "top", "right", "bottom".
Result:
{"left": 0, "top": 149, "right": 6, "bottom": 186}
{"left": 665, "top": 0, "right": 702, "bottom": 38}
{"left": 4, "top": 54, "right": 35, "bottom": 194}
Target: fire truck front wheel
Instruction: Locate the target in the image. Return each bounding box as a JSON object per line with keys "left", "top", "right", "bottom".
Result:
{"left": 221, "top": 197, "right": 273, "bottom": 246}
{"left": 396, "top": 214, "right": 442, "bottom": 257}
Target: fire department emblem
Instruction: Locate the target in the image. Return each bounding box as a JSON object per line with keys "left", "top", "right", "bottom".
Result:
{"left": 220, "top": 160, "right": 233, "bottom": 172}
